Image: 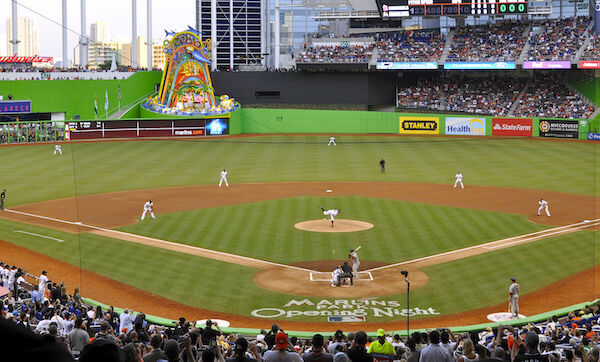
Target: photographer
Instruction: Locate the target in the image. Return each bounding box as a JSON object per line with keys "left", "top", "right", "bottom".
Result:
{"left": 226, "top": 337, "right": 262, "bottom": 362}
{"left": 202, "top": 320, "right": 222, "bottom": 346}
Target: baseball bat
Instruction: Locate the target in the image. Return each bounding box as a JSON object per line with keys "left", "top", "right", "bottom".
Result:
{"left": 355, "top": 245, "right": 362, "bottom": 252}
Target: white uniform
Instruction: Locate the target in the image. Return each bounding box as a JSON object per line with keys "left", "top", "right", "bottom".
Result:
{"left": 38, "top": 273, "right": 48, "bottom": 295}
{"left": 331, "top": 266, "right": 342, "bottom": 286}
{"left": 454, "top": 173, "right": 464, "bottom": 189}
{"left": 53, "top": 145, "right": 62, "bottom": 155}
{"left": 323, "top": 209, "right": 340, "bottom": 228}
{"left": 538, "top": 199, "right": 550, "bottom": 216}
{"left": 328, "top": 137, "right": 336, "bottom": 146}
{"left": 141, "top": 201, "right": 155, "bottom": 220}
{"left": 509, "top": 281, "right": 520, "bottom": 318}
{"left": 350, "top": 251, "right": 360, "bottom": 278}
{"left": 219, "top": 170, "right": 229, "bottom": 187}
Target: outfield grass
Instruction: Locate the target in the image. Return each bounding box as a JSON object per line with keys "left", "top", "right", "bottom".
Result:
{"left": 119, "top": 196, "right": 547, "bottom": 264}
{"left": 0, "top": 136, "right": 597, "bottom": 206}
{"left": 0, "top": 216, "right": 597, "bottom": 321}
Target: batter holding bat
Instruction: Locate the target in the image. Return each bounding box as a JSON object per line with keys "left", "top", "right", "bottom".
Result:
{"left": 349, "top": 246, "right": 361, "bottom": 279}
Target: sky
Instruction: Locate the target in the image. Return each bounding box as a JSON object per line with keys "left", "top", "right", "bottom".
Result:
{"left": 0, "top": 0, "right": 197, "bottom": 62}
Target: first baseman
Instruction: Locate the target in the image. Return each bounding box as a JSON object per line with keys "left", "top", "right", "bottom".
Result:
{"left": 53, "top": 144, "right": 62, "bottom": 155}
{"left": 328, "top": 136, "right": 336, "bottom": 146}
{"left": 454, "top": 171, "right": 464, "bottom": 189}
{"left": 349, "top": 248, "right": 360, "bottom": 279}
{"left": 219, "top": 169, "right": 229, "bottom": 187}
{"left": 509, "top": 277, "right": 520, "bottom": 318}
{"left": 320, "top": 207, "right": 340, "bottom": 227}
{"left": 141, "top": 200, "right": 155, "bottom": 220}
{"left": 538, "top": 197, "right": 550, "bottom": 216}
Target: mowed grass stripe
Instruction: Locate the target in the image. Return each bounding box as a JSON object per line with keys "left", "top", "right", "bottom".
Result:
{"left": 120, "top": 196, "right": 547, "bottom": 264}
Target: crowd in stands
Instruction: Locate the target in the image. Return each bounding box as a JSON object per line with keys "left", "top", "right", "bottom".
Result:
{"left": 376, "top": 31, "right": 445, "bottom": 62}
{"left": 513, "top": 77, "right": 595, "bottom": 119}
{"left": 297, "top": 44, "right": 374, "bottom": 63}
{"left": 397, "top": 77, "right": 525, "bottom": 116}
{"left": 527, "top": 16, "right": 591, "bottom": 61}
{"left": 4, "top": 260, "right": 600, "bottom": 362}
{"left": 581, "top": 35, "right": 600, "bottom": 61}
{"left": 447, "top": 21, "right": 528, "bottom": 62}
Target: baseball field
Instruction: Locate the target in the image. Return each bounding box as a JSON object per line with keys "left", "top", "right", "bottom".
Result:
{"left": 1, "top": 134, "right": 599, "bottom": 331}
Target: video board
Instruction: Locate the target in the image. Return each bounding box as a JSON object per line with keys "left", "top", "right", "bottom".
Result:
{"left": 376, "top": 0, "right": 527, "bottom": 17}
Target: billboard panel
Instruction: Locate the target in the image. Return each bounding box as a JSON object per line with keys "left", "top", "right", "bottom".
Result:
{"left": 492, "top": 118, "right": 533, "bottom": 136}
{"left": 445, "top": 117, "right": 486, "bottom": 136}
{"left": 443, "top": 62, "right": 516, "bottom": 70}
{"left": 399, "top": 116, "right": 439, "bottom": 135}
{"left": 0, "top": 100, "right": 32, "bottom": 114}
{"left": 522, "top": 61, "right": 571, "bottom": 69}
{"left": 377, "top": 62, "right": 438, "bottom": 70}
{"left": 539, "top": 119, "right": 579, "bottom": 138}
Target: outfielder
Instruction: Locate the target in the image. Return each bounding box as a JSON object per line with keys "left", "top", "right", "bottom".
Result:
{"left": 0, "top": 189, "right": 5, "bottom": 211}
{"left": 349, "top": 248, "right": 360, "bottom": 279}
{"left": 219, "top": 169, "right": 229, "bottom": 187}
{"left": 538, "top": 197, "right": 550, "bottom": 216}
{"left": 141, "top": 200, "right": 155, "bottom": 220}
{"left": 320, "top": 207, "right": 340, "bottom": 227}
{"left": 509, "top": 277, "right": 520, "bottom": 318}
{"left": 454, "top": 171, "right": 463, "bottom": 189}
{"left": 53, "top": 144, "right": 62, "bottom": 155}
{"left": 328, "top": 136, "right": 336, "bottom": 146}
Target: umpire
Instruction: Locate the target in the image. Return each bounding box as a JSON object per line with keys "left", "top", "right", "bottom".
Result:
{"left": 0, "top": 189, "right": 5, "bottom": 211}
{"left": 340, "top": 261, "right": 354, "bottom": 286}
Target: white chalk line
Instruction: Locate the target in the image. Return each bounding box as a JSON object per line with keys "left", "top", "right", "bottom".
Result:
{"left": 4, "top": 209, "right": 314, "bottom": 273}
{"left": 13, "top": 230, "right": 64, "bottom": 243}
{"left": 310, "top": 271, "right": 374, "bottom": 282}
{"left": 364, "top": 218, "right": 600, "bottom": 273}
{"left": 5, "top": 208, "right": 599, "bottom": 277}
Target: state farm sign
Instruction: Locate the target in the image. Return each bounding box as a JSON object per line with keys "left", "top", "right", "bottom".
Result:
{"left": 492, "top": 118, "right": 533, "bottom": 137}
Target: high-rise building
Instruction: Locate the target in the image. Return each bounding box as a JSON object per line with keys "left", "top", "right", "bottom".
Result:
{"left": 152, "top": 43, "right": 166, "bottom": 70}
{"left": 122, "top": 36, "right": 148, "bottom": 68}
{"left": 0, "top": 33, "right": 6, "bottom": 56}
{"left": 200, "top": 0, "right": 263, "bottom": 70}
{"left": 6, "top": 16, "right": 40, "bottom": 56}
{"left": 90, "top": 21, "right": 110, "bottom": 43}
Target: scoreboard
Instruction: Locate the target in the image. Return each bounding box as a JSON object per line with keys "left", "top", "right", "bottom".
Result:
{"left": 376, "top": 0, "right": 528, "bottom": 16}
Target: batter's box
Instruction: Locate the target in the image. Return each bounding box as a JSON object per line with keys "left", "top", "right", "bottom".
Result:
{"left": 309, "top": 271, "right": 374, "bottom": 282}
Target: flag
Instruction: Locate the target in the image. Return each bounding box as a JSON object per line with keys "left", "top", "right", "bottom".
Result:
{"left": 94, "top": 94, "right": 98, "bottom": 117}
{"left": 104, "top": 89, "right": 109, "bottom": 111}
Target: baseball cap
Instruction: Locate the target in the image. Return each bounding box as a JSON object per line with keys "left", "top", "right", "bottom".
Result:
{"left": 276, "top": 331, "right": 288, "bottom": 349}
{"left": 377, "top": 329, "right": 385, "bottom": 337}
{"left": 510, "top": 277, "right": 516, "bottom": 281}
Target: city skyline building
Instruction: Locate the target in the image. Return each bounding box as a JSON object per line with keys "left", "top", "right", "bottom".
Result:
{"left": 6, "top": 16, "right": 40, "bottom": 57}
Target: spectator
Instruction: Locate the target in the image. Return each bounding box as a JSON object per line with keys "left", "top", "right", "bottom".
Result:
{"left": 263, "top": 331, "right": 302, "bottom": 362}
{"left": 119, "top": 309, "right": 136, "bottom": 334}
{"left": 419, "top": 330, "right": 452, "bottom": 362}
{"left": 226, "top": 337, "right": 262, "bottom": 362}
{"left": 512, "top": 331, "right": 548, "bottom": 362}
{"left": 367, "top": 329, "right": 395, "bottom": 356}
{"left": 201, "top": 319, "right": 222, "bottom": 346}
{"left": 143, "top": 334, "right": 167, "bottom": 362}
{"left": 68, "top": 318, "right": 89, "bottom": 357}
{"left": 458, "top": 339, "right": 479, "bottom": 362}
{"left": 302, "top": 334, "right": 333, "bottom": 362}
{"left": 348, "top": 330, "right": 374, "bottom": 362}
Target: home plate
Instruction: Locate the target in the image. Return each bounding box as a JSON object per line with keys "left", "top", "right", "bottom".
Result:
{"left": 326, "top": 190, "right": 333, "bottom": 193}
{"left": 487, "top": 312, "right": 527, "bottom": 322}
{"left": 195, "top": 319, "right": 230, "bottom": 328}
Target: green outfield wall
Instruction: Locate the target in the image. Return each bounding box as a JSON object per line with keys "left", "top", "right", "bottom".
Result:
{"left": 0, "top": 72, "right": 161, "bottom": 120}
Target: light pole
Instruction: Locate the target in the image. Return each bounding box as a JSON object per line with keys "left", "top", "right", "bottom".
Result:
{"left": 401, "top": 270, "right": 410, "bottom": 339}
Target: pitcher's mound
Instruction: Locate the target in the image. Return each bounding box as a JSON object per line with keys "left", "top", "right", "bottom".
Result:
{"left": 295, "top": 219, "right": 374, "bottom": 232}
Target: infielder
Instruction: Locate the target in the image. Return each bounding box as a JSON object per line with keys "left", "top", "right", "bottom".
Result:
{"left": 328, "top": 136, "right": 336, "bottom": 146}
{"left": 454, "top": 171, "right": 464, "bottom": 189}
{"left": 509, "top": 277, "right": 520, "bottom": 318}
{"left": 538, "top": 197, "right": 550, "bottom": 216}
{"left": 349, "top": 248, "right": 360, "bottom": 279}
{"left": 141, "top": 200, "right": 155, "bottom": 220}
{"left": 320, "top": 207, "right": 340, "bottom": 227}
{"left": 379, "top": 158, "right": 385, "bottom": 173}
{"left": 0, "top": 189, "right": 5, "bottom": 211}
{"left": 53, "top": 144, "right": 62, "bottom": 155}
{"left": 219, "top": 169, "right": 229, "bottom": 187}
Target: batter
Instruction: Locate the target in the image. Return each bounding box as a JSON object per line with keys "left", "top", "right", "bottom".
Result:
{"left": 349, "top": 248, "right": 360, "bottom": 279}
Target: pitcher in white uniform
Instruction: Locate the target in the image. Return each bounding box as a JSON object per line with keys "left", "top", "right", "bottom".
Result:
{"left": 454, "top": 172, "right": 464, "bottom": 189}
{"left": 320, "top": 207, "right": 340, "bottom": 227}
{"left": 538, "top": 198, "right": 550, "bottom": 216}
{"left": 141, "top": 200, "right": 155, "bottom": 220}
{"left": 219, "top": 169, "right": 229, "bottom": 187}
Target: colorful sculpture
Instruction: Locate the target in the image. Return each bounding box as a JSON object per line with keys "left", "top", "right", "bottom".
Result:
{"left": 143, "top": 27, "right": 240, "bottom": 116}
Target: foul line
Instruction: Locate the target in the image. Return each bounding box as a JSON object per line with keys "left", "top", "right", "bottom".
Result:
{"left": 4, "top": 209, "right": 315, "bottom": 273}
{"left": 13, "top": 230, "right": 64, "bottom": 243}
{"left": 364, "top": 218, "right": 600, "bottom": 273}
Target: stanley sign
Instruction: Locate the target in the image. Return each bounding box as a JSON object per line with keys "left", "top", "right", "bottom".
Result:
{"left": 399, "top": 117, "right": 440, "bottom": 135}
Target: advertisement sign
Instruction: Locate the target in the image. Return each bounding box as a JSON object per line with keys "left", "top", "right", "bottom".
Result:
{"left": 588, "top": 133, "right": 600, "bottom": 140}
{"left": 522, "top": 61, "right": 571, "bottom": 69}
{"left": 443, "top": 62, "right": 516, "bottom": 70}
{"left": 377, "top": 61, "right": 438, "bottom": 70}
{"left": 539, "top": 119, "right": 579, "bottom": 138}
{"left": 399, "top": 116, "right": 439, "bottom": 135}
{"left": 492, "top": 118, "right": 533, "bottom": 136}
{"left": 0, "top": 100, "right": 32, "bottom": 114}
{"left": 445, "top": 117, "right": 486, "bottom": 136}
{"left": 0, "top": 54, "right": 53, "bottom": 63}
{"left": 579, "top": 61, "right": 600, "bottom": 69}
{"left": 206, "top": 119, "right": 228, "bottom": 135}
{"left": 327, "top": 316, "right": 366, "bottom": 323}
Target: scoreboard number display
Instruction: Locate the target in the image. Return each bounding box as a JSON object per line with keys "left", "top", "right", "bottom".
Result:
{"left": 376, "top": 0, "right": 527, "bottom": 16}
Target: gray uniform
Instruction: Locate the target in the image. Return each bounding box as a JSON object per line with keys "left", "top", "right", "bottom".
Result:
{"left": 509, "top": 282, "right": 520, "bottom": 318}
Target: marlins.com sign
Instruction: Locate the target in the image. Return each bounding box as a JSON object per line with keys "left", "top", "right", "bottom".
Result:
{"left": 399, "top": 116, "right": 439, "bottom": 135}
{"left": 445, "top": 117, "right": 486, "bottom": 136}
